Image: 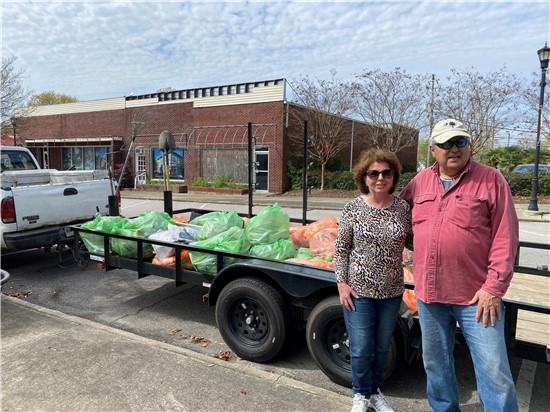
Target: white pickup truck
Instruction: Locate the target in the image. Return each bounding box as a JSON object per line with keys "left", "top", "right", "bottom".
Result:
{"left": 1, "top": 146, "right": 117, "bottom": 252}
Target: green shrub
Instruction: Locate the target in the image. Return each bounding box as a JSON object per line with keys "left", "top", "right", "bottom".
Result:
{"left": 396, "top": 172, "right": 416, "bottom": 192}
{"left": 324, "top": 170, "right": 355, "bottom": 190}
{"left": 212, "top": 175, "right": 234, "bottom": 188}
{"left": 289, "top": 161, "right": 550, "bottom": 196}
{"left": 191, "top": 176, "right": 210, "bottom": 187}
{"left": 503, "top": 172, "right": 550, "bottom": 196}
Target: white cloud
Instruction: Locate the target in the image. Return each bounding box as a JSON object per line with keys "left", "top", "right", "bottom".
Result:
{"left": 1, "top": 0, "right": 548, "bottom": 101}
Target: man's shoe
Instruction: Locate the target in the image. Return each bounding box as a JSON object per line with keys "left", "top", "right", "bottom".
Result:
{"left": 369, "top": 389, "right": 394, "bottom": 412}
{"left": 351, "top": 393, "right": 369, "bottom": 412}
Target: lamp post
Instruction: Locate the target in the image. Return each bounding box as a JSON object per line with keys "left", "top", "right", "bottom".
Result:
{"left": 528, "top": 43, "right": 550, "bottom": 212}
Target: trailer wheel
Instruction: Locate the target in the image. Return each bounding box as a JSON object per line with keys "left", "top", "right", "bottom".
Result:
{"left": 306, "top": 296, "right": 397, "bottom": 387}
{"left": 216, "top": 278, "right": 290, "bottom": 363}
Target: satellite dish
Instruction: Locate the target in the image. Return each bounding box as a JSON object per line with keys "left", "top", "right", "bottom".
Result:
{"left": 158, "top": 130, "right": 175, "bottom": 150}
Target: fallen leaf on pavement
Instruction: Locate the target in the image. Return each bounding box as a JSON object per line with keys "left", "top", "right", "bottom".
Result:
{"left": 179, "top": 334, "right": 210, "bottom": 347}
{"left": 214, "top": 350, "right": 232, "bottom": 361}
{"left": 167, "top": 328, "right": 182, "bottom": 336}
{"left": 4, "top": 290, "right": 32, "bottom": 298}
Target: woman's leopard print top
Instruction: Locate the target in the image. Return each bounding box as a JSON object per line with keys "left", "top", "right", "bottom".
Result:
{"left": 334, "top": 195, "right": 412, "bottom": 299}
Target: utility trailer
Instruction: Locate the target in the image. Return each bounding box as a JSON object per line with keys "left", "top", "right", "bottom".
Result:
{"left": 73, "top": 206, "right": 420, "bottom": 387}
{"left": 73, "top": 205, "right": 549, "bottom": 387}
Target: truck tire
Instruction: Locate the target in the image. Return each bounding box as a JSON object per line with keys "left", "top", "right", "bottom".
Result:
{"left": 306, "top": 295, "right": 397, "bottom": 387}
{"left": 216, "top": 277, "right": 290, "bottom": 363}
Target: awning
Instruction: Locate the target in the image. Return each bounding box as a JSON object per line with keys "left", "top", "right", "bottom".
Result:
{"left": 25, "top": 137, "right": 123, "bottom": 146}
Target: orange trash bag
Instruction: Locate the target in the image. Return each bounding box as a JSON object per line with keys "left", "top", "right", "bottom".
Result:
{"left": 309, "top": 228, "right": 338, "bottom": 258}
{"left": 172, "top": 215, "right": 189, "bottom": 224}
{"left": 285, "top": 257, "right": 335, "bottom": 270}
{"left": 289, "top": 215, "right": 338, "bottom": 248}
{"left": 403, "top": 266, "right": 417, "bottom": 315}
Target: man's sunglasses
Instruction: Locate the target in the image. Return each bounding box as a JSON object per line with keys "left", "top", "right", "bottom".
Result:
{"left": 434, "top": 137, "right": 469, "bottom": 150}
{"left": 366, "top": 169, "right": 395, "bottom": 179}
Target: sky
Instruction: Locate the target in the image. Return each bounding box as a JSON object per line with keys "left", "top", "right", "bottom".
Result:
{"left": 1, "top": 0, "right": 549, "bottom": 103}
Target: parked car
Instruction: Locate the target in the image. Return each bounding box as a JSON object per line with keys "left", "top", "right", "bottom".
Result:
{"left": 511, "top": 163, "right": 550, "bottom": 173}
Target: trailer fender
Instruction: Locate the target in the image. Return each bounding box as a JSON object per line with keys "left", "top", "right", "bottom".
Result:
{"left": 208, "top": 259, "right": 337, "bottom": 307}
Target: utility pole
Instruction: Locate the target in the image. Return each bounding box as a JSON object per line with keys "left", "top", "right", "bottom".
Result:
{"left": 427, "top": 74, "right": 435, "bottom": 168}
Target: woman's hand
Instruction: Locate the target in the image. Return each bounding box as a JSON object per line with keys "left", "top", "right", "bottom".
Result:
{"left": 337, "top": 282, "right": 359, "bottom": 311}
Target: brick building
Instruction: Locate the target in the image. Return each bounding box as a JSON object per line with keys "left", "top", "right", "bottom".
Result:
{"left": 15, "top": 78, "right": 417, "bottom": 193}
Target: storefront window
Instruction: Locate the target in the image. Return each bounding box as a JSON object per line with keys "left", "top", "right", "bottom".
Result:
{"left": 61, "top": 147, "right": 110, "bottom": 171}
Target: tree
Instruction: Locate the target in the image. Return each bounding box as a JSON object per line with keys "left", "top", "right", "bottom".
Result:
{"left": 1, "top": 55, "right": 33, "bottom": 122}
{"left": 518, "top": 72, "right": 550, "bottom": 150}
{"left": 417, "top": 138, "right": 431, "bottom": 169}
{"left": 353, "top": 68, "right": 431, "bottom": 153}
{"left": 289, "top": 70, "right": 356, "bottom": 190}
{"left": 434, "top": 67, "right": 524, "bottom": 157}
{"left": 27, "top": 91, "right": 78, "bottom": 106}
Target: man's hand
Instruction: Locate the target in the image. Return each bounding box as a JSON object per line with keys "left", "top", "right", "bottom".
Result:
{"left": 469, "top": 289, "right": 502, "bottom": 327}
{"left": 337, "top": 282, "right": 359, "bottom": 312}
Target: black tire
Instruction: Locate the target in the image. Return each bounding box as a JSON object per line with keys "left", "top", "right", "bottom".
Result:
{"left": 215, "top": 278, "right": 290, "bottom": 363}
{"left": 306, "top": 295, "right": 397, "bottom": 388}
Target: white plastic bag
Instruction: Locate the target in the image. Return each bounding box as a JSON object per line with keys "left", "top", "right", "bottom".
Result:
{"left": 148, "top": 224, "right": 183, "bottom": 259}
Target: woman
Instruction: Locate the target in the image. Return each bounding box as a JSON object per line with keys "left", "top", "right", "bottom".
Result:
{"left": 334, "top": 148, "right": 412, "bottom": 412}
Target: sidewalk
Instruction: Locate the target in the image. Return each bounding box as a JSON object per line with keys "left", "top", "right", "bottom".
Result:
{"left": 121, "top": 190, "right": 550, "bottom": 222}
{"left": 1, "top": 295, "right": 350, "bottom": 412}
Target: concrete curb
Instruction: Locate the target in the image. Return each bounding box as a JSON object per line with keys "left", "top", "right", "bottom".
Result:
{"left": 3, "top": 295, "right": 351, "bottom": 408}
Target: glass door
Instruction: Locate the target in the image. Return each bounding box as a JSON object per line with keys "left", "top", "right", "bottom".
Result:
{"left": 255, "top": 148, "right": 268, "bottom": 191}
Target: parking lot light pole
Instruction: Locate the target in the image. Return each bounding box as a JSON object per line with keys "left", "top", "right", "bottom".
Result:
{"left": 528, "top": 43, "right": 550, "bottom": 212}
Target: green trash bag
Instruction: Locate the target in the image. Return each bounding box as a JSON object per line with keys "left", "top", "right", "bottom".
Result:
{"left": 189, "top": 226, "right": 250, "bottom": 275}
{"left": 245, "top": 203, "right": 290, "bottom": 245}
{"left": 79, "top": 214, "right": 128, "bottom": 254}
{"left": 294, "top": 247, "right": 326, "bottom": 261}
{"left": 295, "top": 247, "right": 314, "bottom": 259}
{"left": 190, "top": 211, "right": 243, "bottom": 241}
{"left": 111, "top": 211, "right": 174, "bottom": 258}
{"left": 249, "top": 238, "right": 296, "bottom": 261}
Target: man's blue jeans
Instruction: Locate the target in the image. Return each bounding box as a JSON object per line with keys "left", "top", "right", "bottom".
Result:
{"left": 417, "top": 300, "right": 518, "bottom": 412}
{"left": 342, "top": 295, "right": 402, "bottom": 397}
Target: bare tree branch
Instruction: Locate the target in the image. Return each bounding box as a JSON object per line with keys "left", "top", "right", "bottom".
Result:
{"left": 1, "top": 55, "right": 33, "bottom": 122}
{"left": 288, "top": 70, "right": 356, "bottom": 189}
{"left": 353, "top": 68, "right": 430, "bottom": 152}
{"left": 434, "top": 66, "right": 525, "bottom": 156}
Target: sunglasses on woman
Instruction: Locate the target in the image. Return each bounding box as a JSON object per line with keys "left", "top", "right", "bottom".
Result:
{"left": 366, "top": 169, "right": 395, "bottom": 179}
{"left": 434, "top": 137, "right": 469, "bottom": 150}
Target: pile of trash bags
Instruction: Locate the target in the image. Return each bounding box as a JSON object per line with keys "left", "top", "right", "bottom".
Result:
{"left": 79, "top": 204, "right": 339, "bottom": 274}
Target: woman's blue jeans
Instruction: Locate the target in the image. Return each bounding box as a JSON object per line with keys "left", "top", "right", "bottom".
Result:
{"left": 417, "top": 300, "right": 518, "bottom": 412}
{"left": 342, "top": 295, "right": 401, "bottom": 397}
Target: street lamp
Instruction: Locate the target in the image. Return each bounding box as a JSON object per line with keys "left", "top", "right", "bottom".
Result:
{"left": 528, "top": 43, "right": 550, "bottom": 212}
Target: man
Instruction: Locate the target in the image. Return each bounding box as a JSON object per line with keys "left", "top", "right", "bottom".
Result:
{"left": 400, "top": 119, "right": 519, "bottom": 412}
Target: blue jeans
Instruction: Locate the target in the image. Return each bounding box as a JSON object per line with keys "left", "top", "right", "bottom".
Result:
{"left": 417, "top": 300, "right": 518, "bottom": 412}
{"left": 342, "top": 295, "right": 402, "bottom": 397}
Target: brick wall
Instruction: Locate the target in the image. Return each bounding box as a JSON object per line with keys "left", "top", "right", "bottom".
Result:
{"left": 17, "top": 99, "right": 417, "bottom": 193}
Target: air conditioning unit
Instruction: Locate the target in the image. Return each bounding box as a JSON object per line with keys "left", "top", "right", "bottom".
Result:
{"left": 135, "top": 146, "right": 144, "bottom": 155}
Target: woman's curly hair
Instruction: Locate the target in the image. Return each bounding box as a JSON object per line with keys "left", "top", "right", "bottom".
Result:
{"left": 353, "top": 148, "right": 402, "bottom": 194}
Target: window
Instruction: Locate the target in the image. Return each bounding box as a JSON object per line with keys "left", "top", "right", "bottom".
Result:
{"left": 61, "top": 147, "right": 110, "bottom": 171}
